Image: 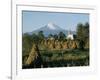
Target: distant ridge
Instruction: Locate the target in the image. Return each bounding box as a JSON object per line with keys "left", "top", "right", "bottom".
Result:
{"left": 25, "top": 22, "right": 76, "bottom": 37}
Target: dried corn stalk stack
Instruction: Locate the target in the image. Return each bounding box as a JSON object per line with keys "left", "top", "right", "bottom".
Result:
{"left": 71, "top": 40, "right": 77, "bottom": 49}
{"left": 55, "top": 40, "right": 62, "bottom": 49}
{"left": 48, "top": 40, "right": 55, "bottom": 49}
{"left": 25, "top": 44, "right": 42, "bottom": 67}
{"left": 62, "top": 41, "right": 68, "bottom": 49}
{"left": 67, "top": 40, "right": 73, "bottom": 48}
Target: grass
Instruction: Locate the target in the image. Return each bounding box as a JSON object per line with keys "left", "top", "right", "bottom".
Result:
{"left": 22, "top": 49, "right": 89, "bottom": 69}
{"left": 40, "top": 49, "right": 89, "bottom": 68}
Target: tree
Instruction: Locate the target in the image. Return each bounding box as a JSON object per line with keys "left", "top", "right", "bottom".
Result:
{"left": 76, "top": 22, "right": 89, "bottom": 41}
{"left": 76, "top": 23, "right": 84, "bottom": 40}
{"left": 84, "top": 22, "right": 89, "bottom": 48}
{"left": 58, "top": 32, "right": 66, "bottom": 41}
{"left": 38, "top": 31, "right": 45, "bottom": 42}
{"left": 22, "top": 33, "right": 33, "bottom": 56}
{"left": 48, "top": 34, "right": 53, "bottom": 38}
{"left": 53, "top": 34, "right": 58, "bottom": 40}
{"left": 31, "top": 33, "right": 39, "bottom": 44}
{"left": 84, "top": 22, "right": 89, "bottom": 39}
{"left": 76, "top": 22, "right": 89, "bottom": 49}
{"left": 78, "top": 40, "right": 85, "bottom": 50}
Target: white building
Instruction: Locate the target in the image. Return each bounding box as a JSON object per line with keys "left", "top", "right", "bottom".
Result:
{"left": 67, "top": 31, "right": 74, "bottom": 40}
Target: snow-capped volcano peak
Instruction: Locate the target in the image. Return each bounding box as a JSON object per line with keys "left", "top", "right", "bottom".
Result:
{"left": 29, "top": 22, "right": 69, "bottom": 37}
{"left": 47, "top": 22, "right": 60, "bottom": 30}
{"left": 27, "top": 22, "right": 75, "bottom": 37}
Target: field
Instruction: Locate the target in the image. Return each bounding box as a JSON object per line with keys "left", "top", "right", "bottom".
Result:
{"left": 22, "top": 49, "right": 89, "bottom": 69}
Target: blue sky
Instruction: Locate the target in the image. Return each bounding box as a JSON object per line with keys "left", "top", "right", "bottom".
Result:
{"left": 22, "top": 11, "right": 89, "bottom": 33}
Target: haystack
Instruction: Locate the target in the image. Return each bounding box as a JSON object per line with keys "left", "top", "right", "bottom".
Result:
{"left": 71, "top": 40, "right": 77, "bottom": 49}
{"left": 62, "top": 41, "right": 68, "bottom": 49}
{"left": 55, "top": 41, "right": 62, "bottom": 49}
{"left": 25, "top": 44, "right": 42, "bottom": 66}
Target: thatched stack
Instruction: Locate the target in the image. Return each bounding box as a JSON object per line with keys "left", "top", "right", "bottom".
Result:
{"left": 25, "top": 44, "right": 42, "bottom": 66}
{"left": 47, "top": 40, "right": 55, "bottom": 49}
{"left": 67, "top": 40, "right": 72, "bottom": 48}
{"left": 47, "top": 40, "right": 50, "bottom": 48}
{"left": 71, "top": 40, "right": 77, "bottom": 49}
{"left": 55, "top": 40, "right": 62, "bottom": 49}
{"left": 40, "top": 40, "right": 44, "bottom": 45}
{"left": 62, "top": 41, "right": 68, "bottom": 49}
{"left": 44, "top": 40, "right": 48, "bottom": 46}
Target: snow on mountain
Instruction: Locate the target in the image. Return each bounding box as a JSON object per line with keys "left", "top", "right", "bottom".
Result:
{"left": 46, "top": 22, "right": 62, "bottom": 30}
{"left": 26, "top": 22, "right": 75, "bottom": 37}
{"left": 47, "top": 22, "right": 55, "bottom": 30}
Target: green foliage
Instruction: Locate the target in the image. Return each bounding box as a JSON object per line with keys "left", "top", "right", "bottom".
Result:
{"left": 48, "top": 34, "right": 53, "bottom": 38}
{"left": 53, "top": 34, "right": 58, "bottom": 40}
{"left": 84, "top": 22, "right": 89, "bottom": 38}
{"left": 58, "top": 32, "right": 66, "bottom": 41}
{"left": 38, "top": 31, "right": 45, "bottom": 42}
{"left": 76, "top": 22, "right": 89, "bottom": 49}
{"left": 76, "top": 22, "right": 89, "bottom": 41}
{"left": 31, "top": 33, "right": 39, "bottom": 44}
{"left": 39, "top": 49, "right": 89, "bottom": 67}
{"left": 31, "top": 31, "right": 45, "bottom": 44}
{"left": 22, "top": 33, "right": 33, "bottom": 55}
{"left": 76, "top": 23, "right": 84, "bottom": 40}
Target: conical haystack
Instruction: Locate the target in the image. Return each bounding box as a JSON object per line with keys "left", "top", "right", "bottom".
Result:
{"left": 25, "top": 44, "right": 42, "bottom": 66}
{"left": 71, "top": 41, "right": 77, "bottom": 49}
{"left": 55, "top": 41, "right": 62, "bottom": 49}
{"left": 62, "top": 41, "right": 68, "bottom": 49}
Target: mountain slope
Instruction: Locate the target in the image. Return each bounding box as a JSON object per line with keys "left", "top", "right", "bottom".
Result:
{"left": 31, "top": 22, "right": 67, "bottom": 36}
{"left": 27, "top": 22, "right": 75, "bottom": 37}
